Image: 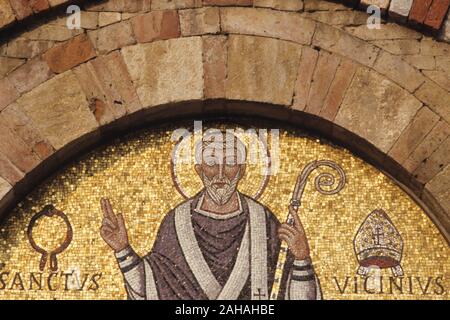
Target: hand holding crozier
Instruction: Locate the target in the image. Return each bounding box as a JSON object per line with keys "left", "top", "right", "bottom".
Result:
{"left": 278, "top": 206, "right": 311, "bottom": 261}
{"left": 100, "top": 198, "right": 130, "bottom": 252}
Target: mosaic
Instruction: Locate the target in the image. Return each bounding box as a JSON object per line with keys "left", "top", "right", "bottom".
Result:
{"left": 0, "top": 120, "right": 448, "bottom": 300}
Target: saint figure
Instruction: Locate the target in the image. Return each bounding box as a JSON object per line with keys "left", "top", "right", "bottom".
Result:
{"left": 100, "top": 132, "right": 321, "bottom": 300}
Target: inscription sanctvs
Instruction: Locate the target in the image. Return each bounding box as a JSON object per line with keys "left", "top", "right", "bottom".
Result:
{"left": 0, "top": 269, "right": 102, "bottom": 292}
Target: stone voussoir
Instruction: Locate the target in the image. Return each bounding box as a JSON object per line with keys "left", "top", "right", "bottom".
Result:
{"left": 179, "top": 7, "right": 221, "bottom": 36}
{"left": 335, "top": 66, "right": 423, "bottom": 153}
{"left": 7, "top": 56, "right": 54, "bottom": 94}
{"left": 131, "top": 10, "right": 181, "bottom": 43}
{"left": 226, "top": 35, "right": 302, "bottom": 106}
{"left": 15, "top": 71, "right": 99, "bottom": 150}
{"left": 43, "top": 33, "right": 96, "bottom": 74}
{"left": 88, "top": 20, "right": 136, "bottom": 54}
{"left": 203, "top": 0, "right": 253, "bottom": 6}
{"left": 152, "top": 0, "right": 203, "bottom": 10}
{"left": 313, "top": 22, "right": 380, "bottom": 67}
{"left": 254, "top": 0, "right": 304, "bottom": 11}
{"left": 121, "top": 37, "right": 204, "bottom": 107}
{"left": 221, "top": 7, "right": 316, "bottom": 45}
{"left": 203, "top": 35, "right": 227, "bottom": 99}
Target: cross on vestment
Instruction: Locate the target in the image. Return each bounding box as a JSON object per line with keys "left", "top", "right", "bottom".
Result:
{"left": 253, "top": 288, "right": 266, "bottom": 300}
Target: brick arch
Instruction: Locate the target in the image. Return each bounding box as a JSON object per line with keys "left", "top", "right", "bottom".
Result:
{"left": 0, "top": 0, "right": 449, "bottom": 40}
{"left": 0, "top": 1, "right": 449, "bottom": 243}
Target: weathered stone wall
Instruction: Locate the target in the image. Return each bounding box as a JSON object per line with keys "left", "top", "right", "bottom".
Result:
{"left": 0, "top": 0, "right": 449, "bottom": 241}
{"left": 1, "top": 0, "right": 449, "bottom": 39}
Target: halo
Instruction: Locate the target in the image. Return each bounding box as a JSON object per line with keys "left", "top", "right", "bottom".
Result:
{"left": 170, "top": 131, "right": 272, "bottom": 200}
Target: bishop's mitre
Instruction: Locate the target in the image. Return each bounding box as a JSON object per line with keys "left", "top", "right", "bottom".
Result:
{"left": 354, "top": 209, "right": 404, "bottom": 277}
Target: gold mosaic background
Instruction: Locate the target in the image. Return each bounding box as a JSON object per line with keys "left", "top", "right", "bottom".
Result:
{"left": 0, "top": 121, "right": 448, "bottom": 300}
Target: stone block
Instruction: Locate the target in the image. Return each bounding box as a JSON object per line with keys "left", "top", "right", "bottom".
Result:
{"left": 86, "top": 0, "right": 151, "bottom": 12}
{"left": 226, "top": 35, "right": 302, "bottom": 106}
{"left": 389, "top": 0, "right": 414, "bottom": 21}
{"left": 5, "top": 38, "right": 54, "bottom": 59}
{"left": 305, "top": 51, "right": 341, "bottom": 115}
{"left": 404, "top": 120, "right": 450, "bottom": 172}
{"left": 89, "top": 21, "right": 136, "bottom": 54}
{"left": 152, "top": 0, "right": 202, "bottom": 9}
{"left": 0, "top": 78, "right": 19, "bottom": 111}
{"left": 16, "top": 72, "right": 98, "bottom": 150}
{"left": 0, "top": 117, "right": 40, "bottom": 172}
{"left": 203, "top": 0, "right": 252, "bottom": 5}
{"left": 313, "top": 22, "right": 380, "bottom": 67}
{"left": 0, "top": 153, "right": 24, "bottom": 184}
{"left": 179, "top": 7, "right": 220, "bottom": 36}
{"left": 345, "top": 23, "right": 422, "bottom": 40}
{"left": 293, "top": 46, "right": 319, "bottom": 111}
{"left": 0, "top": 0, "right": 15, "bottom": 28}
{"left": 320, "top": 59, "right": 358, "bottom": 121}
{"left": 203, "top": 35, "right": 227, "bottom": 99}
{"left": 388, "top": 106, "right": 440, "bottom": 164}
{"left": 373, "top": 50, "right": 425, "bottom": 92}
{"left": 1, "top": 103, "right": 54, "bottom": 159}
{"left": 9, "top": 0, "right": 32, "bottom": 20}
{"left": 98, "top": 12, "right": 121, "bottom": 27}
{"left": 43, "top": 34, "right": 96, "bottom": 73}
{"left": 8, "top": 57, "right": 53, "bottom": 93}
{"left": 254, "top": 0, "right": 303, "bottom": 11}
{"left": 0, "top": 176, "right": 12, "bottom": 199}
{"left": 414, "top": 137, "right": 450, "bottom": 183}
{"left": 121, "top": 37, "right": 204, "bottom": 107}
{"left": 0, "top": 57, "right": 25, "bottom": 77}
{"left": 131, "top": 10, "right": 180, "bottom": 43}
{"left": 415, "top": 80, "right": 450, "bottom": 123}
{"left": 221, "top": 7, "right": 316, "bottom": 45}
{"left": 335, "top": 67, "right": 423, "bottom": 153}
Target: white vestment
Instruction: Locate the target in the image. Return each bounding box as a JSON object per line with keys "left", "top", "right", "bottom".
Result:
{"left": 116, "top": 195, "right": 322, "bottom": 300}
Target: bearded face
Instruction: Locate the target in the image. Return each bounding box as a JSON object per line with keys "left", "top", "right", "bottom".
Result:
{"left": 194, "top": 133, "right": 247, "bottom": 206}
{"left": 202, "top": 169, "right": 241, "bottom": 205}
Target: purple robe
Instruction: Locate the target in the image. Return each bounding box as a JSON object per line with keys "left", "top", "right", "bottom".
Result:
{"left": 115, "top": 191, "right": 320, "bottom": 300}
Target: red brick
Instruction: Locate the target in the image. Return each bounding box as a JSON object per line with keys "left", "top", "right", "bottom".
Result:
{"left": 409, "top": 0, "right": 433, "bottom": 24}
{"left": 424, "top": 0, "right": 450, "bottom": 30}
{"left": 305, "top": 51, "right": 340, "bottom": 115}
{"left": 320, "top": 59, "right": 358, "bottom": 121}
{"left": 203, "top": 0, "right": 253, "bottom": 5}
{"left": 30, "top": 0, "right": 50, "bottom": 12}
{"left": 43, "top": 34, "right": 96, "bottom": 73}
{"left": 0, "top": 78, "right": 19, "bottom": 111}
{"left": 131, "top": 10, "right": 180, "bottom": 43}
{"left": 9, "top": 0, "right": 32, "bottom": 20}
{"left": 293, "top": 47, "right": 319, "bottom": 111}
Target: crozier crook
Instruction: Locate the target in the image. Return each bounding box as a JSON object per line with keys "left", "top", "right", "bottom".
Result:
{"left": 270, "top": 160, "right": 346, "bottom": 300}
